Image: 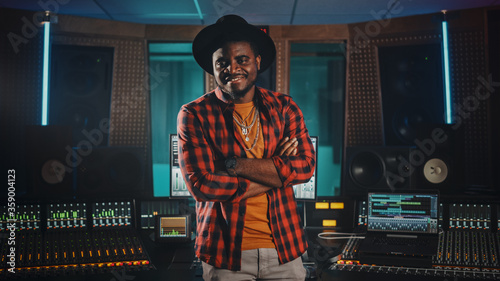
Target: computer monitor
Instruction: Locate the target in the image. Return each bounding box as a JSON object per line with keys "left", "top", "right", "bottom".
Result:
{"left": 170, "top": 134, "right": 191, "bottom": 198}
{"left": 366, "top": 191, "right": 439, "bottom": 234}
{"left": 292, "top": 136, "right": 318, "bottom": 201}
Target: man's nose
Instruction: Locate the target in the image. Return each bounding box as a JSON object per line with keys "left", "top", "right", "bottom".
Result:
{"left": 227, "top": 61, "right": 241, "bottom": 74}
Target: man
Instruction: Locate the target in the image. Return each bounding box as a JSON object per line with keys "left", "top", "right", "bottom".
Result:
{"left": 177, "top": 14, "right": 316, "bottom": 280}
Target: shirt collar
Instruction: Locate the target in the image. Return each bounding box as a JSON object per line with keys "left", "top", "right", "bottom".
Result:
{"left": 215, "top": 86, "right": 266, "bottom": 112}
{"left": 215, "top": 87, "right": 231, "bottom": 104}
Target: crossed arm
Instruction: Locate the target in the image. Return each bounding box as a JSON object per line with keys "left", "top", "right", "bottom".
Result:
{"left": 227, "top": 137, "right": 299, "bottom": 200}
{"left": 178, "top": 99, "right": 315, "bottom": 203}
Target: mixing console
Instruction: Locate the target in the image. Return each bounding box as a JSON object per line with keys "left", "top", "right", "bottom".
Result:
{"left": 322, "top": 201, "right": 500, "bottom": 280}
{"left": 0, "top": 200, "right": 153, "bottom": 280}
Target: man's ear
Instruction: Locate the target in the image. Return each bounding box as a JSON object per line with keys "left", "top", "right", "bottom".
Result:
{"left": 256, "top": 55, "right": 262, "bottom": 71}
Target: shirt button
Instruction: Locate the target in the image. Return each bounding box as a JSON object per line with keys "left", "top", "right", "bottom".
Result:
{"left": 202, "top": 230, "right": 209, "bottom": 237}
{"left": 239, "top": 211, "right": 245, "bottom": 216}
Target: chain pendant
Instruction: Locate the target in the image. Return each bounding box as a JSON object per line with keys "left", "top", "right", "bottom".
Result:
{"left": 245, "top": 136, "right": 250, "bottom": 141}
{"left": 242, "top": 128, "right": 248, "bottom": 135}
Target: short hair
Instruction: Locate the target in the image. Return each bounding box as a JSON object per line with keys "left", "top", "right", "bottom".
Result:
{"left": 218, "top": 32, "right": 260, "bottom": 57}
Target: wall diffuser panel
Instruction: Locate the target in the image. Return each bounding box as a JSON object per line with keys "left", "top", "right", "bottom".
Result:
{"left": 51, "top": 35, "right": 148, "bottom": 149}
{"left": 345, "top": 35, "right": 383, "bottom": 146}
{"left": 448, "top": 30, "right": 489, "bottom": 187}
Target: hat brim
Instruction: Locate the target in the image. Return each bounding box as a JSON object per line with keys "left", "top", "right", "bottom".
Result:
{"left": 192, "top": 19, "right": 276, "bottom": 75}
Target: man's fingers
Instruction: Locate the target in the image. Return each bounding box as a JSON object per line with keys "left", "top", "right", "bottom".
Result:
{"left": 277, "top": 137, "right": 289, "bottom": 148}
{"left": 277, "top": 138, "right": 298, "bottom": 156}
{"left": 283, "top": 140, "right": 298, "bottom": 156}
{"left": 276, "top": 137, "right": 289, "bottom": 155}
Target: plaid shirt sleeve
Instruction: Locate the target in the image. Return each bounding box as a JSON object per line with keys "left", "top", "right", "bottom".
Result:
{"left": 264, "top": 91, "right": 316, "bottom": 188}
{"left": 177, "top": 97, "right": 250, "bottom": 203}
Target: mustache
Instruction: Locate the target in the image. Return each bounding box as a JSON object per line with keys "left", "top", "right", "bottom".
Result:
{"left": 224, "top": 73, "right": 248, "bottom": 82}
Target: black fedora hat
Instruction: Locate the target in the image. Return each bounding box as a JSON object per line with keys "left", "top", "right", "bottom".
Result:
{"left": 192, "top": 15, "right": 276, "bottom": 75}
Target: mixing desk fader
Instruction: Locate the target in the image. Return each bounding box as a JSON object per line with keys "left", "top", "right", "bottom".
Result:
{"left": 0, "top": 201, "right": 153, "bottom": 280}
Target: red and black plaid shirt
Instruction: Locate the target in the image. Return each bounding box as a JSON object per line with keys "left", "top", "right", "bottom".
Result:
{"left": 177, "top": 87, "right": 316, "bottom": 271}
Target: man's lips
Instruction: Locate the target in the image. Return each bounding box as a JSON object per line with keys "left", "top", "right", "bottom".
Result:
{"left": 225, "top": 75, "right": 246, "bottom": 83}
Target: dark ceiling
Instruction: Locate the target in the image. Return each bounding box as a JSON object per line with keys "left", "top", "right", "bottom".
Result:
{"left": 1, "top": 0, "right": 499, "bottom": 26}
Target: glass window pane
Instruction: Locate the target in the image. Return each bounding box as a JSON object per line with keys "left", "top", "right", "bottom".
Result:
{"left": 149, "top": 42, "right": 204, "bottom": 197}
{"left": 290, "top": 43, "right": 346, "bottom": 197}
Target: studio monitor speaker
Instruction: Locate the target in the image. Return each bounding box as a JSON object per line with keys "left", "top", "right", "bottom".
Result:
{"left": 412, "top": 124, "right": 464, "bottom": 195}
{"left": 343, "top": 146, "right": 414, "bottom": 199}
{"left": 25, "top": 125, "right": 74, "bottom": 199}
{"left": 75, "top": 146, "right": 145, "bottom": 198}
{"left": 378, "top": 44, "right": 445, "bottom": 146}
{"left": 50, "top": 45, "right": 114, "bottom": 146}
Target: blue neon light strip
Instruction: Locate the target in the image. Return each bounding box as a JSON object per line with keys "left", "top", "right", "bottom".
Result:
{"left": 442, "top": 21, "right": 452, "bottom": 124}
{"left": 193, "top": 0, "right": 204, "bottom": 23}
{"left": 41, "top": 22, "right": 51, "bottom": 126}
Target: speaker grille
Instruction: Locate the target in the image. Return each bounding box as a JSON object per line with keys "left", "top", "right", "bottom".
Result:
{"left": 350, "top": 152, "right": 384, "bottom": 187}
{"left": 343, "top": 146, "right": 414, "bottom": 199}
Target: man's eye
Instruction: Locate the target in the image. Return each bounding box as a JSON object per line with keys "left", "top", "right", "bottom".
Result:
{"left": 217, "top": 61, "right": 227, "bottom": 68}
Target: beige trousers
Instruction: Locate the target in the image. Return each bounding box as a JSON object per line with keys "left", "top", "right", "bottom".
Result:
{"left": 202, "top": 248, "right": 306, "bottom": 281}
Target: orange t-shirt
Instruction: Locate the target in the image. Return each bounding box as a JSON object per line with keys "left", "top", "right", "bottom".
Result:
{"left": 233, "top": 101, "right": 275, "bottom": 250}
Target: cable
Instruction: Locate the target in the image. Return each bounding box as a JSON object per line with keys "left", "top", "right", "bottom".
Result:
{"left": 317, "top": 232, "right": 365, "bottom": 240}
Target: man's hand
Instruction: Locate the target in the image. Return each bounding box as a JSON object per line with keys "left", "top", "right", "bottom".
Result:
{"left": 215, "top": 136, "right": 297, "bottom": 175}
{"left": 219, "top": 136, "right": 300, "bottom": 199}
{"left": 275, "top": 137, "right": 298, "bottom": 156}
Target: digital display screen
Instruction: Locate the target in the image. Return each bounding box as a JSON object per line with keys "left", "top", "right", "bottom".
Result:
{"left": 155, "top": 214, "right": 191, "bottom": 243}
{"left": 170, "top": 134, "right": 191, "bottom": 198}
{"left": 292, "top": 136, "right": 318, "bottom": 200}
{"left": 159, "top": 216, "right": 187, "bottom": 238}
{"left": 367, "top": 192, "right": 439, "bottom": 234}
